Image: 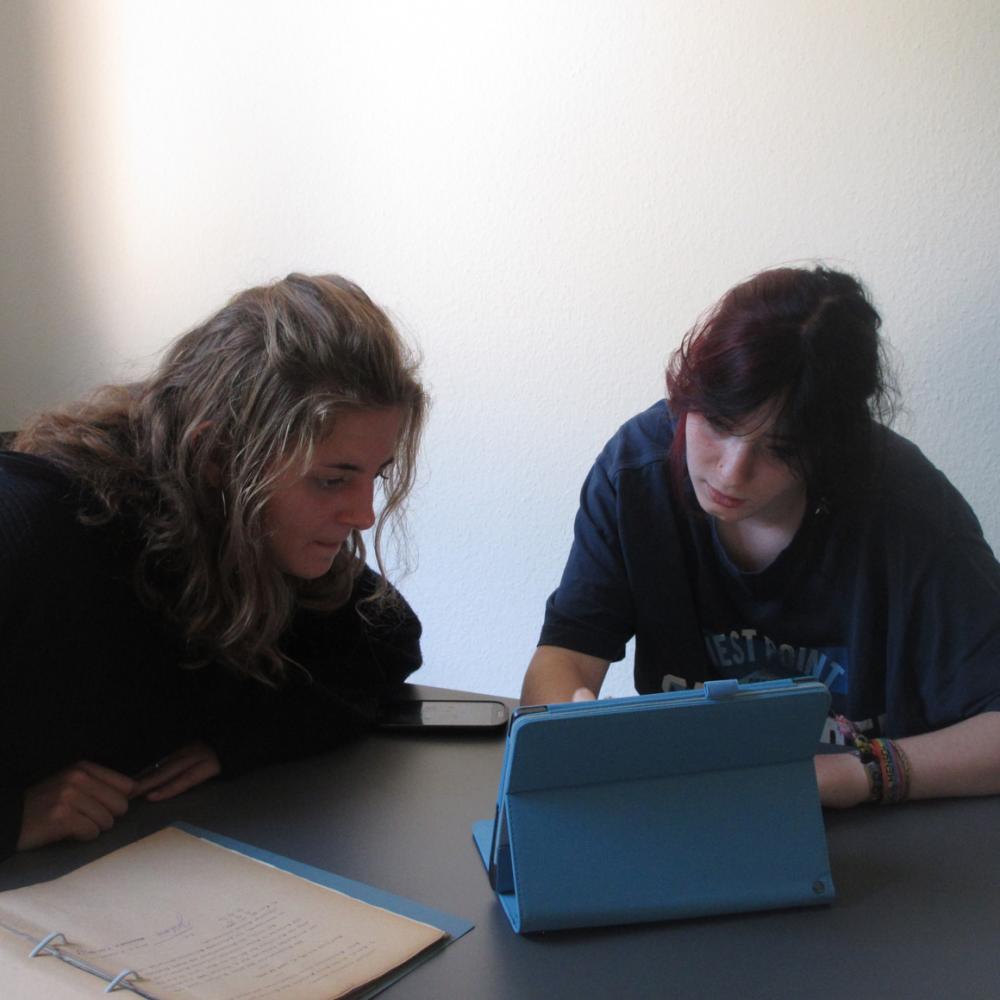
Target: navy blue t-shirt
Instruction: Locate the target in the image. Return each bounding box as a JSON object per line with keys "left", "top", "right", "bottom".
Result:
{"left": 540, "top": 401, "right": 1000, "bottom": 740}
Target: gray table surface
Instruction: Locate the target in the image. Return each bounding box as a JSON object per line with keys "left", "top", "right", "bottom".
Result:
{"left": 3, "top": 686, "right": 999, "bottom": 999}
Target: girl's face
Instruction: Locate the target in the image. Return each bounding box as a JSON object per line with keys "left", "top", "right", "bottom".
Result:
{"left": 684, "top": 406, "right": 806, "bottom": 531}
{"left": 262, "top": 407, "right": 403, "bottom": 580}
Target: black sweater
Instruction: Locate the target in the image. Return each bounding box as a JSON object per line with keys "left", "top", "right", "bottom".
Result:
{"left": 0, "top": 452, "right": 421, "bottom": 860}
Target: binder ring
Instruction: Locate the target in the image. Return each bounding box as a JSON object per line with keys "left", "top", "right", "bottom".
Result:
{"left": 29, "top": 931, "right": 67, "bottom": 957}
{"left": 105, "top": 969, "right": 140, "bottom": 992}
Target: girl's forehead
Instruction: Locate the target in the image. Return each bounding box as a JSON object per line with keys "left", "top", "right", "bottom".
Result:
{"left": 718, "top": 398, "right": 785, "bottom": 439}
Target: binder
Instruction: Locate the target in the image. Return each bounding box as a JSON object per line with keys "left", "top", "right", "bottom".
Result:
{"left": 179, "top": 823, "right": 474, "bottom": 941}
{"left": 1, "top": 824, "right": 473, "bottom": 998}
{"left": 472, "top": 678, "right": 834, "bottom": 933}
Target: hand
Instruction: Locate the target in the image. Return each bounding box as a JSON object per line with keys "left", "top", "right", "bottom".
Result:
{"left": 133, "top": 741, "right": 221, "bottom": 802}
{"left": 814, "top": 752, "right": 871, "bottom": 809}
{"left": 17, "top": 761, "right": 136, "bottom": 852}
{"left": 521, "top": 646, "right": 609, "bottom": 707}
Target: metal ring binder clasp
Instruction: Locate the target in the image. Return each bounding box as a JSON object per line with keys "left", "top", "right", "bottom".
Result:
{"left": 105, "top": 968, "right": 140, "bottom": 992}
{"left": 29, "top": 930, "right": 67, "bottom": 957}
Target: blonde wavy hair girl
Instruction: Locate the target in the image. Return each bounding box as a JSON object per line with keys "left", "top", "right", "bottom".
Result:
{"left": 14, "top": 273, "right": 427, "bottom": 683}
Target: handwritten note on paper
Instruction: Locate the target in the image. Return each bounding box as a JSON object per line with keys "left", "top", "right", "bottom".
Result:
{"left": 0, "top": 828, "right": 445, "bottom": 1000}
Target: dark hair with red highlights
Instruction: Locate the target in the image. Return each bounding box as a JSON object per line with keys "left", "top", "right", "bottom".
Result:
{"left": 666, "top": 265, "right": 896, "bottom": 506}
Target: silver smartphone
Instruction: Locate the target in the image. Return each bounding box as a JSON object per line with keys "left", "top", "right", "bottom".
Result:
{"left": 379, "top": 699, "right": 509, "bottom": 731}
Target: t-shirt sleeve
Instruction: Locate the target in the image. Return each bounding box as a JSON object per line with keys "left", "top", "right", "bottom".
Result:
{"left": 538, "top": 458, "right": 637, "bottom": 662}
{"left": 886, "top": 478, "right": 1000, "bottom": 735}
{"left": 200, "top": 567, "right": 422, "bottom": 776}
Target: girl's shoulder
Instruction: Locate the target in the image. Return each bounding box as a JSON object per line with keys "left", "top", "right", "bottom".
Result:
{"left": 0, "top": 449, "right": 72, "bottom": 487}
{"left": 597, "top": 400, "right": 677, "bottom": 478}
{"left": 866, "top": 428, "right": 986, "bottom": 542}
{"left": 0, "top": 451, "right": 76, "bottom": 527}
{"left": 0, "top": 451, "right": 115, "bottom": 559}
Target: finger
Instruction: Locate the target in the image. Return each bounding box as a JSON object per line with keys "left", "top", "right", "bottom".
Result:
{"left": 133, "top": 757, "right": 189, "bottom": 796}
{"left": 571, "top": 687, "right": 597, "bottom": 702}
{"left": 62, "top": 766, "right": 131, "bottom": 817}
{"left": 75, "top": 760, "right": 137, "bottom": 797}
{"left": 133, "top": 749, "right": 211, "bottom": 795}
{"left": 38, "top": 783, "right": 118, "bottom": 840}
{"left": 18, "top": 790, "right": 108, "bottom": 851}
{"left": 17, "top": 765, "right": 133, "bottom": 851}
{"left": 145, "top": 757, "right": 221, "bottom": 802}
{"left": 66, "top": 818, "right": 104, "bottom": 842}
{"left": 61, "top": 793, "right": 118, "bottom": 835}
{"left": 37, "top": 808, "right": 105, "bottom": 846}
{"left": 18, "top": 809, "right": 104, "bottom": 851}
{"left": 135, "top": 742, "right": 221, "bottom": 796}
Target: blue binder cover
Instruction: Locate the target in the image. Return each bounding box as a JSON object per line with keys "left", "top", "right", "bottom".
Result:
{"left": 472, "top": 678, "right": 834, "bottom": 933}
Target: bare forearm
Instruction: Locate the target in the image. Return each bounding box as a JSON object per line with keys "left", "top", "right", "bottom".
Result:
{"left": 898, "top": 711, "right": 1000, "bottom": 799}
{"left": 816, "top": 711, "right": 1000, "bottom": 808}
{"left": 521, "top": 646, "right": 610, "bottom": 706}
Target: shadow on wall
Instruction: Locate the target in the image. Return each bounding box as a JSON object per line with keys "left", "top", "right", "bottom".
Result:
{"left": 0, "top": 3, "right": 96, "bottom": 430}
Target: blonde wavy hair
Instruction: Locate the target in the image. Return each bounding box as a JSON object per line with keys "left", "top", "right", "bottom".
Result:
{"left": 14, "top": 273, "right": 427, "bottom": 683}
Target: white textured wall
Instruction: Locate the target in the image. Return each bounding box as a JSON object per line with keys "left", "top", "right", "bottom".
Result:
{"left": 3, "top": 1, "right": 999, "bottom": 698}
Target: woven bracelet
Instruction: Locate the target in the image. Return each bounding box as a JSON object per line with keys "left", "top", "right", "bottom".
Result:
{"left": 873, "top": 737, "right": 912, "bottom": 804}
{"left": 852, "top": 733, "right": 883, "bottom": 803}
{"left": 854, "top": 735, "right": 911, "bottom": 804}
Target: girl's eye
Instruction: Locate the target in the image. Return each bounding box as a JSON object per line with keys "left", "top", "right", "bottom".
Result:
{"left": 765, "top": 439, "right": 796, "bottom": 463}
{"left": 314, "top": 477, "right": 346, "bottom": 490}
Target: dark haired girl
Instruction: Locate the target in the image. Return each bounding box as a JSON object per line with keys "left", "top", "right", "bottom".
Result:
{"left": 522, "top": 266, "right": 1000, "bottom": 808}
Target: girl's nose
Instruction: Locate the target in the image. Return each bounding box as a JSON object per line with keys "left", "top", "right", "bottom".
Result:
{"left": 340, "top": 481, "right": 376, "bottom": 531}
{"left": 718, "top": 438, "right": 754, "bottom": 485}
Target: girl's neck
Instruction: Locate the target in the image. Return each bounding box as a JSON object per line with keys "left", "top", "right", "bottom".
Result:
{"left": 714, "top": 491, "right": 808, "bottom": 573}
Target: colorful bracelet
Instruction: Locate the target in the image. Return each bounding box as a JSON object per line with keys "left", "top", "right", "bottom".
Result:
{"left": 875, "top": 737, "right": 912, "bottom": 804}
{"left": 852, "top": 733, "right": 882, "bottom": 802}
{"left": 853, "top": 734, "right": 911, "bottom": 804}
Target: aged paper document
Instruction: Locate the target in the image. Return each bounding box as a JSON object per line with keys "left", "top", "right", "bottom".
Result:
{"left": 0, "top": 828, "right": 445, "bottom": 999}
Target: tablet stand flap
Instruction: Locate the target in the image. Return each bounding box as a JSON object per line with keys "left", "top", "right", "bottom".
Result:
{"left": 504, "top": 760, "right": 832, "bottom": 932}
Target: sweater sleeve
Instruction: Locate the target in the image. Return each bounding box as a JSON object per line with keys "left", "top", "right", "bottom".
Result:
{"left": 0, "top": 502, "right": 22, "bottom": 857}
{"left": 0, "top": 457, "right": 40, "bottom": 860}
{"left": 199, "top": 567, "right": 422, "bottom": 777}
{"left": 0, "top": 791, "right": 24, "bottom": 861}
{"left": 0, "top": 502, "right": 24, "bottom": 859}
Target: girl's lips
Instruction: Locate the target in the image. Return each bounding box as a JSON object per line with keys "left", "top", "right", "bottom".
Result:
{"left": 708, "top": 485, "right": 746, "bottom": 509}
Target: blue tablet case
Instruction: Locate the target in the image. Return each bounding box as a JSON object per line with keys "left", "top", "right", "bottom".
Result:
{"left": 472, "top": 678, "right": 834, "bottom": 933}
